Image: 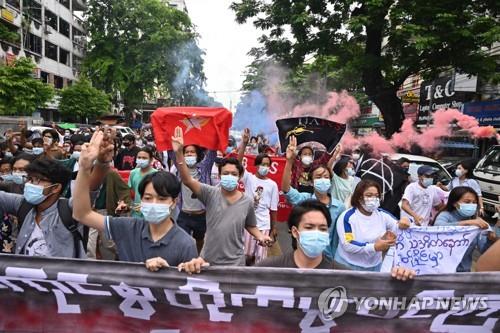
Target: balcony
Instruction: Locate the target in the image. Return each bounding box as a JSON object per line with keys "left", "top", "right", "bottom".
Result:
{"left": 72, "top": 0, "right": 86, "bottom": 11}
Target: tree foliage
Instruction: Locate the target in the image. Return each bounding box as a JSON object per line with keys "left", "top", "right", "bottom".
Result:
{"left": 0, "top": 57, "right": 54, "bottom": 115}
{"left": 84, "top": 0, "right": 209, "bottom": 111}
{"left": 58, "top": 77, "right": 111, "bottom": 119}
{"left": 231, "top": 0, "right": 500, "bottom": 136}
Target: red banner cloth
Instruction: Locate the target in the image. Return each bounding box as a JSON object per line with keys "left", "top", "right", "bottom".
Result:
{"left": 151, "top": 107, "right": 233, "bottom": 152}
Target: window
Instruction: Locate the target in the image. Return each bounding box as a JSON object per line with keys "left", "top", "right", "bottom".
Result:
{"left": 6, "top": 0, "right": 20, "bottom": 11}
{"left": 59, "top": 18, "right": 70, "bottom": 37}
{"left": 73, "top": 55, "right": 82, "bottom": 70}
{"left": 40, "top": 71, "right": 49, "bottom": 84}
{"left": 59, "top": 48, "right": 70, "bottom": 66}
{"left": 23, "top": 0, "right": 42, "bottom": 22}
{"left": 59, "top": 0, "right": 70, "bottom": 9}
{"left": 25, "top": 33, "right": 42, "bottom": 54}
{"left": 44, "top": 41, "right": 58, "bottom": 61}
{"left": 45, "top": 9, "right": 58, "bottom": 30}
{"left": 54, "top": 75, "right": 64, "bottom": 89}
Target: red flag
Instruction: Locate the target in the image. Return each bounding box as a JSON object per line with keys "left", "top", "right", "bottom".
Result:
{"left": 151, "top": 107, "right": 233, "bottom": 152}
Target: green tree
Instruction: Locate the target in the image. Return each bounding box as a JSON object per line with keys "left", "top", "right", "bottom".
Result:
{"left": 0, "top": 57, "right": 54, "bottom": 115}
{"left": 58, "top": 78, "right": 111, "bottom": 120}
{"left": 84, "top": 0, "right": 208, "bottom": 112}
{"left": 231, "top": 0, "right": 500, "bottom": 137}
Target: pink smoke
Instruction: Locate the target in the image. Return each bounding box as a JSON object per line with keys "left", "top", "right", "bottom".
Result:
{"left": 340, "top": 131, "right": 360, "bottom": 150}
{"left": 292, "top": 90, "right": 360, "bottom": 124}
{"left": 390, "top": 118, "right": 418, "bottom": 151}
{"left": 360, "top": 132, "right": 395, "bottom": 155}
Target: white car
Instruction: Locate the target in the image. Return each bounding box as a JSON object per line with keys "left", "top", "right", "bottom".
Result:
{"left": 390, "top": 153, "right": 452, "bottom": 184}
{"left": 473, "top": 145, "right": 500, "bottom": 217}
{"left": 112, "top": 126, "right": 135, "bottom": 137}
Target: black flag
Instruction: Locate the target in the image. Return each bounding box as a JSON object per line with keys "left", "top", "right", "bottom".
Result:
{"left": 276, "top": 117, "right": 346, "bottom": 153}
{"left": 358, "top": 156, "right": 409, "bottom": 218}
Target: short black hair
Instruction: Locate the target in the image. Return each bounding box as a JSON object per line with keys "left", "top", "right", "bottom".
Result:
{"left": 12, "top": 153, "right": 36, "bottom": 166}
{"left": 287, "top": 199, "right": 332, "bottom": 231}
{"left": 218, "top": 157, "right": 244, "bottom": 176}
{"left": 25, "top": 157, "right": 72, "bottom": 190}
{"left": 42, "top": 129, "right": 60, "bottom": 143}
{"left": 398, "top": 157, "right": 410, "bottom": 165}
{"left": 138, "top": 146, "right": 153, "bottom": 159}
{"left": 298, "top": 146, "right": 313, "bottom": 156}
{"left": 31, "top": 138, "right": 43, "bottom": 146}
{"left": 138, "top": 171, "right": 181, "bottom": 199}
{"left": 0, "top": 158, "right": 12, "bottom": 166}
{"left": 333, "top": 156, "right": 351, "bottom": 177}
{"left": 123, "top": 134, "right": 135, "bottom": 142}
{"left": 311, "top": 164, "right": 333, "bottom": 179}
{"left": 183, "top": 144, "right": 205, "bottom": 163}
{"left": 254, "top": 153, "right": 271, "bottom": 166}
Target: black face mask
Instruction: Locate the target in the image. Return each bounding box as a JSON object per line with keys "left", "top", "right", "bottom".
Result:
{"left": 123, "top": 142, "right": 131, "bottom": 147}
{"left": 215, "top": 157, "right": 224, "bottom": 165}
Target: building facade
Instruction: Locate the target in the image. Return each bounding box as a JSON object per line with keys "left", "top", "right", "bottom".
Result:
{"left": 0, "top": 0, "right": 86, "bottom": 119}
{"left": 166, "top": 0, "right": 187, "bottom": 13}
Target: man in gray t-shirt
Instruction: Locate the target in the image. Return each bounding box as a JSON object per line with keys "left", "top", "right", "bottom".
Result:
{"left": 198, "top": 183, "right": 256, "bottom": 265}
{"left": 171, "top": 126, "right": 273, "bottom": 273}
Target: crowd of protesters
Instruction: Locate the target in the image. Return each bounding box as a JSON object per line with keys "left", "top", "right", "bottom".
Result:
{"left": 0, "top": 121, "right": 498, "bottom": 279}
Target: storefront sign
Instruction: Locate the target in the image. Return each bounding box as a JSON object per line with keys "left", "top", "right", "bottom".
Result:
{"left": 463, "top": 100, "right": 500, "bottom": 126}
{"left": 1, "top": 8, "right": 15, "bottom": 23}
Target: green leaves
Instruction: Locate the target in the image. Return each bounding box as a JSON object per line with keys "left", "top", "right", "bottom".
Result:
{"left": 0, "top": 58, "right": 54, "bottom": 116}
{"left": 58, "top": 78, "right": 111, "bottom": 118}
{"left": 84, "top": 0, "right": 206, "bottom": 110}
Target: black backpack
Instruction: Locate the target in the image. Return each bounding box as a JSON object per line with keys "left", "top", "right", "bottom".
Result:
{"left": 17, "top": 198, "right": 89, "bottom": 258}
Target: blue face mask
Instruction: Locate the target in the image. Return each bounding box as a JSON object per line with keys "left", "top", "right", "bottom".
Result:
{"left": 24, "top": 183, "right": 53, "bottom": 205}
{"left": 258, "top": 166, "right": 269, "bottom": 176}
{"left": 421, "top": 177, "right": 434, "bottom": 187}
{"left": 32, "top": 147, "right": 44, "bottom": 155}
{"left": 220, "top": 175, "right": 238, "bottom": 191}
{"left": 314, "top": 178, "right": 331, "bottom": 193}
{"left": 226, "top": 147, "right": 233, "bottom": 154}
{"left": 457, "top": 203, "right": 477, "bottom": 218}
{"left": 4, "top": 152, "right": 13, "bottom": 158}
{"left": 136, "top": 158, "right": 150, "bottom": 169}
{"left": 347, "top": 168, "right": 356, "bottom": 177}
{"left": 140, "top": 202, "right": 172, "bottom": 224}
{"left": 1, "top": 173, "right": 13, "bottom": 182}
{"left": 12, "top": 172, "right": 27, "bottom": 185}
{"left": 185, "top": 156, "right": 197, "bottom": 167}
{"left": 298, "top": 230, "right": 329, "bottom": 258}
{"left": 71, "top": 151, "right": 81, "bottom": 160}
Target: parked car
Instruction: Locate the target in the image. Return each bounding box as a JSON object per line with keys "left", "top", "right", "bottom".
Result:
{"left": 112, "top": 126, "right": 135, "bottom": 137}
{"left": 473, "top": 145, "right": 500, "bottom": 217}
{"left": 390, "top": 153, "right": 453, "bottom": 184}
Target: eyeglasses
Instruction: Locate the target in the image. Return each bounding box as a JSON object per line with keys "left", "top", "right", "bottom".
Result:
{"left": 27, "top": 176, "right": 51, "bottom": 185}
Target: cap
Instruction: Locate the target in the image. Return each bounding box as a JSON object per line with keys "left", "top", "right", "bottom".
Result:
{"left": 417, "top": 165, "right": 436, "bottom": 176}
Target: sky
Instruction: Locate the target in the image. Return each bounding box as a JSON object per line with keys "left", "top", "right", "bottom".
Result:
{"left": 184, "top": 0, "right": 261, "bottom": 112}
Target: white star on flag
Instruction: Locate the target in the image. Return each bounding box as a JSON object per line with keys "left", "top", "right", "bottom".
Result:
{"left": 181, "top": 116, "right": 210, "bottom": 133}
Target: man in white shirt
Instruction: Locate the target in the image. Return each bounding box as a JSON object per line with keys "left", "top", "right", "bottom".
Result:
{"left": 238, "top": 129, "right": 279, "bottom": 265}
{"left": 401, "top": 165, "right": 444, "bottom": 226}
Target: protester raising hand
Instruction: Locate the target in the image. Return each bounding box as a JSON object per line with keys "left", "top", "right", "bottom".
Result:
{"left": 286, "top": 135, "right": 297, "bottom": 161}
{"left": 171, "top": 126, "right": 184, "bottom": 153}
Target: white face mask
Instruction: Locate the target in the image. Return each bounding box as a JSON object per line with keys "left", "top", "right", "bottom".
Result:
{"left": 301, "top": 156, "right": 313, "bottom": 166}
{"left": 362, "top": 197, "right": 380, "bottom": 213}
{"left": 352, "top": 153, "right": 361, "bottom": 161}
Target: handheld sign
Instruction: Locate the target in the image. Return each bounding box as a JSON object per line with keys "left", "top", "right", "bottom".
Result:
{"left": 394, "top": 226, "right": 481, "bottom": 275}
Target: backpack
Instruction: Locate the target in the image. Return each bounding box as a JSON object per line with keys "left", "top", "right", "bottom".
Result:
{"left": 17, "top": 198, "right": 89, "bottom": 258}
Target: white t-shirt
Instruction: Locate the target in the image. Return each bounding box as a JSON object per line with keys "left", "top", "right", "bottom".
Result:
{"left": 401, "top": 182, "right": 442, "bottom": 226}
{"left": 448, "top": 177, "right": 482, "bottom": 196}
{"left": 23, "top": 223, "right": 50, "bottom": 257}
{"left": 336, "top": 208, "right": 398, "bottom": 268}
{"left": 241, "top": 171, "right": 279, "bottom": 230}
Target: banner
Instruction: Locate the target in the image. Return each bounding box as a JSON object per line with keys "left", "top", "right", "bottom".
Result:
{"left": 1, "top": 255, "right": 500, "bottom": 332}
{"left": 395, "top": 226, "right": 481, "bottom": 275}
{"left": 152, "top": 107, "right": 233, "bottom": 152}
{"left": 239, "top": 154, "right": 292, "bottom": 222}
{"left": 276, "top": 117, "right": 346, "bottom": 154}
